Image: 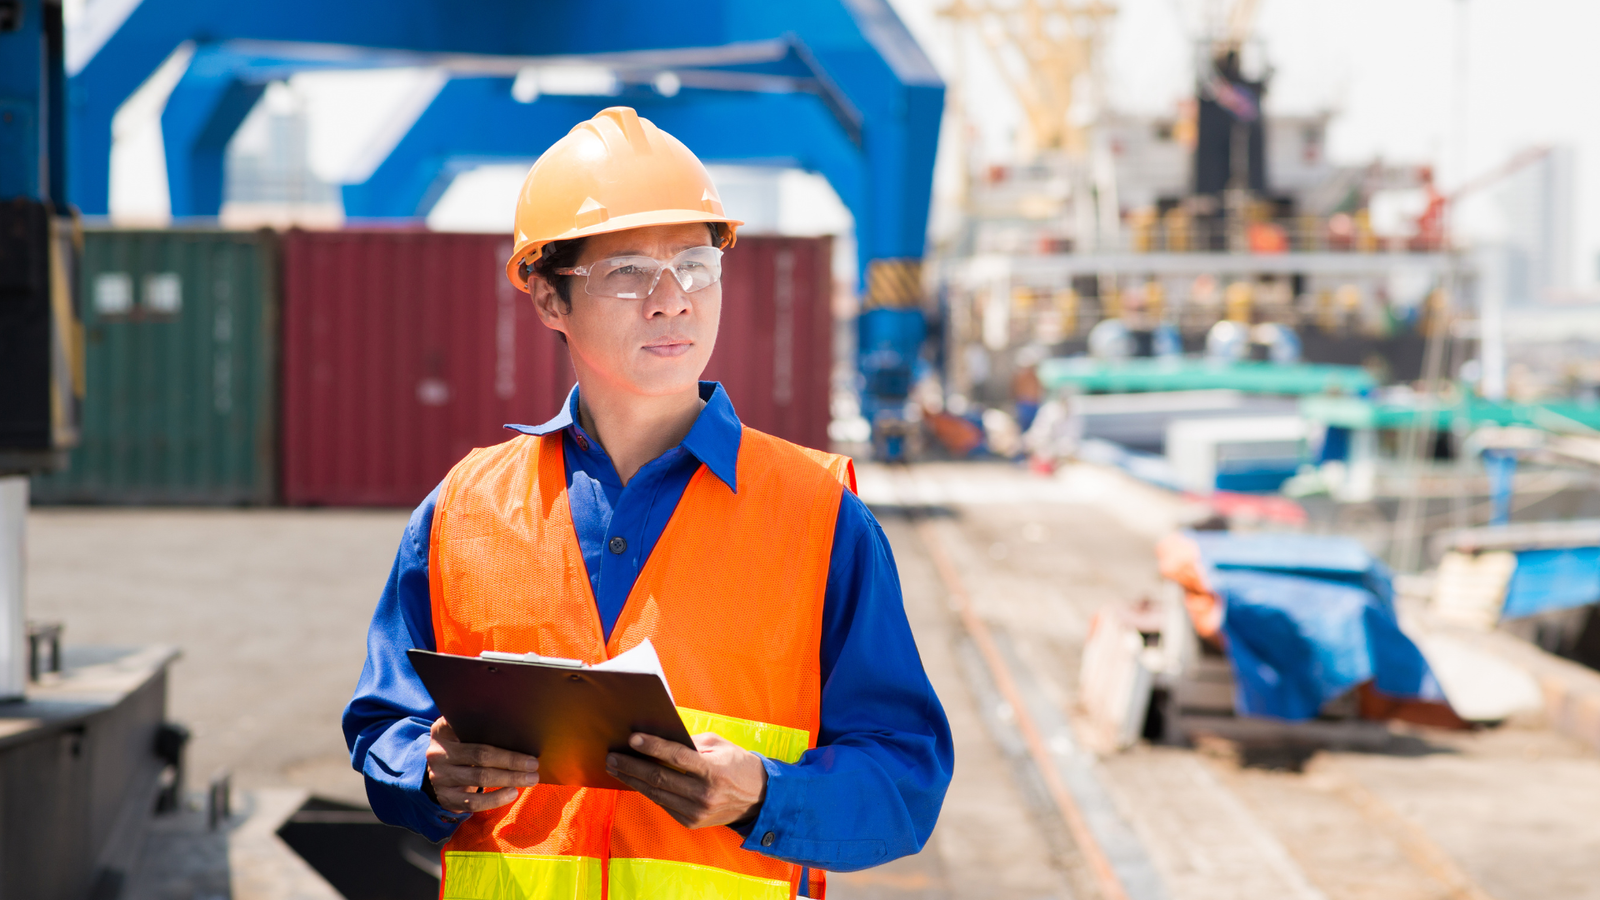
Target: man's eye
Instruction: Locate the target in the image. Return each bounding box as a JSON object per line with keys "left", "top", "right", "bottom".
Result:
{"left": 613, "top": 265, "right": 649, "bottom": 276}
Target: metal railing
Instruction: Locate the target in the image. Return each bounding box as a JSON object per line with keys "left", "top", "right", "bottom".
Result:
{"left": 1123, "top": 214, "right": 1445, "bottom": 255}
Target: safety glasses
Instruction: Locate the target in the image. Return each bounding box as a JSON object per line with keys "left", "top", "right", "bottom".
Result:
{"left": 556, "top": 246, "right": 724, "bottom": 300}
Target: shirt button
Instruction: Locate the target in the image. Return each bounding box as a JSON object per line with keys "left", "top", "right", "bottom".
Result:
{"left": 608, "top": 536, "right": 627, "bottom": 554}
{"left": 761, "top": 832, "right": 776, "bottom": 847}
{"left": 575, "top": 434, "right": 589, "bottom": 451}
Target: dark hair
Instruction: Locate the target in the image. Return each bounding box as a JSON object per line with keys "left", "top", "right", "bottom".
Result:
{"left": 528, "top": 237, "right": 587, "bottom": 312}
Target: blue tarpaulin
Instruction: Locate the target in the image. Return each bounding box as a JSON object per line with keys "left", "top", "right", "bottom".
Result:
{"left": 1502, "top": 547, "right": 1600, "bottom": 620}
{"left": 1189, "top": 533, "right": 1446, "bottom": 720}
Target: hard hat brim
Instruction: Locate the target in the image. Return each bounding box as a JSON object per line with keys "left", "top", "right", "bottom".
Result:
{"left": 505, "top": 210, "right": 744, "bottom": 294}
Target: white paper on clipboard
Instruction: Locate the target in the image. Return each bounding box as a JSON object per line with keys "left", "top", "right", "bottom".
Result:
{"left": 588, "top": 639, "right": 676, "bottom": 706}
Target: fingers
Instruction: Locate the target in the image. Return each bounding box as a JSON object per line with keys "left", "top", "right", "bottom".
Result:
{"left": 605, "top": 738, "right": 723, "bottom": 829}
{"left": 690, "top": 732, "right": 735, "bottom": 753}
{"left": 433, "top": 735, "right": 540, "bottom": 773}
{"left": 457, "top": 741, "right": 540, "bottom": 772}
{"left": 628, "top": 733, "right": 707, "bottom": 775}
{"left": 608, "top": 771, "right": 701, "bottom": 827}
{"left": 433, "top": 785, "right": 522, "bottom": 814}
{"left": 427, "top": 717, "right": 540, "bottom": 772}
{"left": 607, "top": 750, "right": 703, "bottom": 798}
{"left": 604, "top": 734, "right": 767, "bottom": 829}
{"left": 430, "top": 761, "right": 541, "bottom": 790}
{"left": 426, "top": 716, "right": 541, "bottom": 813}
{"left": 430, "top": 717, "right": 457, "bottom": 744}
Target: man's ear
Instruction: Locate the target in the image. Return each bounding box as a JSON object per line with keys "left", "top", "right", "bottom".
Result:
{"left": 528, "top": 276, "right": 571, "bottom": 338}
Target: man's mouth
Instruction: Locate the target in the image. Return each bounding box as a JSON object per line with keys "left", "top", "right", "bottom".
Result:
{"left": 642, "top": 338, "right": 692, "bottom": 358}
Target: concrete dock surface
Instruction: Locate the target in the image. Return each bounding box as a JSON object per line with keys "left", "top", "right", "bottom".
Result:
{"left": 26, "top": 461, "right": 1600, "bottom": 899}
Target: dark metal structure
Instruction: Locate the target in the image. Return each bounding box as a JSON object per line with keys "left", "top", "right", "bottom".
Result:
{"left": 1, "top": 0, "right": 81, "bottom": 475}
{"left": 1192, "top": 51, "right": 1266, "bottom": 201}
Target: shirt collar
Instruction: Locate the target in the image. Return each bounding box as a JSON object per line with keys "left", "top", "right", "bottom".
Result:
{"left": 505, "top": 381, "right": 742, "bottom": 492}
{"left": 507, "top": 386, "right": 579, "bottom": 437}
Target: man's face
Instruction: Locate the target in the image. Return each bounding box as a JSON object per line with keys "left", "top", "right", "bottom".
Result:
{"left": 533, "top": 223, "right": 720, "bottom": 400}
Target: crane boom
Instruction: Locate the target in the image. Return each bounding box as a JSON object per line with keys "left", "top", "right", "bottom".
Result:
{"left": 1448, "top": 145, "right": 1551, "bottom": 203}
{"left": 939, "top": 0, "right": 1115, "bottom": 157}
{"left": 1224, "top": 0, "right": 1262, "bottom": 50}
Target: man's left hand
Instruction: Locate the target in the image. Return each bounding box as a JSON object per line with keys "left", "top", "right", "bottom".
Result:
{"left": 606, "top": 732, "right": 767, "bottom": 829}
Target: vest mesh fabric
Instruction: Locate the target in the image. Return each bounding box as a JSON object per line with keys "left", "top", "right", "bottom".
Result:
{"left": 430, "top": 427, "right": 849, "bottom": 899}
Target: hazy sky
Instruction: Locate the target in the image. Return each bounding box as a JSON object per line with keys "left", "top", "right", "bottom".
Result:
{"left": 894, "top": 0, "right": 1600, "bottom": 288}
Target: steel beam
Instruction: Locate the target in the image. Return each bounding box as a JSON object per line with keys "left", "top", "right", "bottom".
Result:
{"left": 0, "top": 0, "right": 54, "bottom": 201}
{"left": 68, "top": 0, "right": 942, "bottom": 269}
{"left": 946, "top": 252, "right": 1460, "bottom": 288}
{"left": 160, "top": 47, "right": 268, "bottom": 216}
{"left": 341, "top": 85, "right": 866, "bottom": 242}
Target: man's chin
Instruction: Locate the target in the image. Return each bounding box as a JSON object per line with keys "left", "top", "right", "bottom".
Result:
{"left": 622, "top": 364, "right": 708, "bottom": 399}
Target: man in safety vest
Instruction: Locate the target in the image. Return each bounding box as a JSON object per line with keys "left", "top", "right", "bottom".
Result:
{"left": 344, "top": 106, "right": 953, "bottom": 899}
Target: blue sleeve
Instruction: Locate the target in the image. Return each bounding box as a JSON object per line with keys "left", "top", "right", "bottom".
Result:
{"left": 738, "top": 490, "right": 954, "bottom": 871}
{"left": 341, "top": 483, "right": 470, "bottom": 842}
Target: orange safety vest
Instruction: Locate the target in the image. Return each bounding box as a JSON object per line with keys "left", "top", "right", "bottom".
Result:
{"left": 429, "top": 426, "right": 856, "bottom": 900}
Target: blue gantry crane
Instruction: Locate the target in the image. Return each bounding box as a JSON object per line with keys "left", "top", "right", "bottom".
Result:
{"left": 67, "top": 0, "right": 942, "bottom": 455}
{"left": 68, "top": 2, "right": 938, "bottom": 288}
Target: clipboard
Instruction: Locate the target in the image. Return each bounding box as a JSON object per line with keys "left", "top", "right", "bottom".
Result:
{"left": 407, "top": 648, "right": 696, "bottom": 791}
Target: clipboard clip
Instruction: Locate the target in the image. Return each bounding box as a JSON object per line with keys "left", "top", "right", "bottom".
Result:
{"left": 478, "top": 650, "right": 584, "bottom": 668}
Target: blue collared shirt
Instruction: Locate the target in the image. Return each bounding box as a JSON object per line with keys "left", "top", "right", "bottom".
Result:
{"left": 343, "top": 382, "right": 953, "bottom": 872}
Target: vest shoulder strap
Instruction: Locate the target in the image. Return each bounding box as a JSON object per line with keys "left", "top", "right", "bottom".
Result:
{"left": 742, "top": 429, "right": 856, "bottom": 494}
{"left": 432, "top": 433, "right": 548, "bottom": 542}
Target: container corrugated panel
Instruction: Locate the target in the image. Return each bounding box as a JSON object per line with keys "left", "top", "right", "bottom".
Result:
{"left": 278, "top": 232, "right": 834, "bottom": 508}
{"left": 279, "top": 230, "right": 572, "bottom": 507}
{"left": 30, "top": 229, "right": 277, "bottom": 504}
{"left": 707, "top": 236, "right": 833, "bottom": 451}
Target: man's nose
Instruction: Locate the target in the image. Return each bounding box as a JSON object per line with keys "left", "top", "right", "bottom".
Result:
{"left": 644, "top": 268, "right": 693, "bottom": 316}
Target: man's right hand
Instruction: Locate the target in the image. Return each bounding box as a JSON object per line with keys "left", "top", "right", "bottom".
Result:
{"left": 425, "top": 717, "right": 541, "bottom": 813}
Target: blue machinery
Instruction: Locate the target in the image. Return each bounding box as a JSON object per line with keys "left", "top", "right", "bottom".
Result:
{"left": 1, "top": 0, "right": 81, "bottom": 475}
{"left": 66, "top": 2, "right": 943, "bottom": 445}
{"left": 68, "top": 2, "right": 944, "bottom": 243}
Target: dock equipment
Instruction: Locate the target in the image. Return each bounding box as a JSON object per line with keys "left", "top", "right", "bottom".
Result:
{"left": 2, "top": 0, "right": 85, "bottom": 696}
{"left": 65, "top": 1, "right": 942, "bottom": 288}
{"left": 1, "top": 8, "right": 179, "bottom": 899}
{"left": 1040, "top": 357, "right": 1376, "bottom": 396}
{"left": 67, "top": 0, "right": 945, "bottom": 450}
{"left": 1300, "top": 394, "right": 1600, "bottom": 433}
{"left": 1148, "top": 532, "right": 1458, "bottom": 726}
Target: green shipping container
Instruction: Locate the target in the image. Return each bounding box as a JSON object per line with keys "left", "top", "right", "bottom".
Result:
{"left": 31, "top": 229, "right": 277, "bottom": 504}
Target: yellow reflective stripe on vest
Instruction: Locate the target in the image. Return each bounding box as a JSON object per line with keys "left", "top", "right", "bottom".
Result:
{"left": 442, "top": 852, "right": 602, "bottom": 900}
{"left": 677, "top": 707, "right": 810, "bottom": 765}
{"left": 609, "top": 857, "right": 790, "bottom": 900}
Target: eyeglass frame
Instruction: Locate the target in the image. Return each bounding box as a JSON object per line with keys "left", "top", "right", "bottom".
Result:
{"left": 553, "top": 246, "right": 725, "bottom": 300}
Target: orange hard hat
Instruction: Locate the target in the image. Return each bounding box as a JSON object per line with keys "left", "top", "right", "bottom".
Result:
{"left": 504, "top": 106, "right": 743, "bottom": 293}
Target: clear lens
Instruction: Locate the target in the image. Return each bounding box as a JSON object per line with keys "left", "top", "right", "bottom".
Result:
{"left": 591, "top": 258, "right": 659, "bottom": 299}
{"left": 668, "top": 246, "right": 721, "bottom": 291}
{"left": 584, "top": 246, "right": 722, "bottom": 300}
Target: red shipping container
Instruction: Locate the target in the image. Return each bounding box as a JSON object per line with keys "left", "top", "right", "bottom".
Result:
{"left": 280, "top": 230, "right": 571, "bottom": 506}
{"left": 280, "top": 231, "right": 833, "bottom": 507}
{"left": 705, "top": 235, "right": 833, "bottom": 453}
